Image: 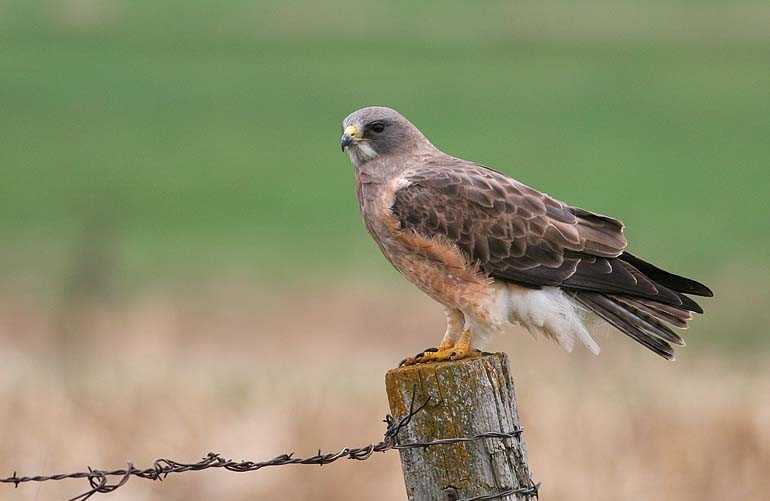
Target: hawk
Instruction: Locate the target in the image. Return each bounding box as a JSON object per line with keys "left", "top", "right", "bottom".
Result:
{"left": 340, "top": 106, "right": 712, "bottom": 365}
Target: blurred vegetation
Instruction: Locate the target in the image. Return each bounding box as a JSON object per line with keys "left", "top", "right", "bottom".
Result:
{"left": 0, "top": 1, "right": 768, "bottom": 344}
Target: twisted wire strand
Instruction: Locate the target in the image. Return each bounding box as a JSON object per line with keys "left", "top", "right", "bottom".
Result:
{"left": 452, "top": 481, "right": 541, "bottom": 501}
{"left": 0, "top": 392, "right": 537, "bottom": 501}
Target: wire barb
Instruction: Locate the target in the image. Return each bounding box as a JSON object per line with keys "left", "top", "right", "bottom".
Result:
{"left": 0, "top": 390, "right": 538, "bottom": 501}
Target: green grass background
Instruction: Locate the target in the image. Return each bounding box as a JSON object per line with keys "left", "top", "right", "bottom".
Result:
{"left": 1, "top": 1, "right": 768, "bottom": 346}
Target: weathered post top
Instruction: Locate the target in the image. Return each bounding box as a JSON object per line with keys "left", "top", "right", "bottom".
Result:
{"left": 385, "top": 353, "right": 535, "bottom": 501}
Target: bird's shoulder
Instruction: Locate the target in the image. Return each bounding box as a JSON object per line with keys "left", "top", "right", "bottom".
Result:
{"left": 397, "top": 155, "right": 606, "bottom": 231}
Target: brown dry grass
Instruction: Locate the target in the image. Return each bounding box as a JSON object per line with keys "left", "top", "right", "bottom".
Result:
{"left": 0, "top": 280, "right": 768, "bottom": 501}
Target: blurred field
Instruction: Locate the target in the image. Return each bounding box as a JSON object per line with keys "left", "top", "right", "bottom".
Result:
{"left": 1, "top": 1, "right": 769, "bottom": 285}
{"left": 1, "top": 1, "right": 769, "bottom": 500}
{"left": 1, "top": 284, "right": 768, "bottom": 501}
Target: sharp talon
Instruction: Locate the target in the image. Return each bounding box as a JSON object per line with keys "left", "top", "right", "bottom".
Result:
{"left": 414, "top": 352, "right": 424, "bottom": 360}
{"left": 481, "top": 351, "right": 493, "bottom": 356}
{"left": 450, "top": 352, "right": 457, "bottom": 357}
{"left": 423, "top": 347, "right": 439, "bottom": 353}
{"left": 472, "top": 349, "right": 482, "bottom": 353}
{"left": 399, "top": 358, "right": 408, "bottom": 367}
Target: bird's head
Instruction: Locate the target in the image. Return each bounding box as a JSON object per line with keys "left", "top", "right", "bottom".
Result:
{"left": 340, "top": 106, "right": 430, "bottom": 167}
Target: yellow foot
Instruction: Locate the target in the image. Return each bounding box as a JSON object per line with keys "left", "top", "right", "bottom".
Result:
{"left": 398, "top": 330, "right": 483, "bottom": 366}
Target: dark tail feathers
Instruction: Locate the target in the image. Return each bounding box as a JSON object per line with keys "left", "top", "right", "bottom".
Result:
{"left": 574, "top": 256, "right": 712, "bottom": 360}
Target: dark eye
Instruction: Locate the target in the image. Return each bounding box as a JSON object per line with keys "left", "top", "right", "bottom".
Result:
{"left": 370, "top": 122, "right": 385, "bottom": 133}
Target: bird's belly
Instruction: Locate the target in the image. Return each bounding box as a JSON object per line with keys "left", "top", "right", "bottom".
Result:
{"left": 379, "top": 230, "right": 495, "bottom": 315}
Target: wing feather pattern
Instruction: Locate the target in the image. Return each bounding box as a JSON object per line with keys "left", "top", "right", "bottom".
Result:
{"left": 390, "top": 158, "right": 712, "bottom": 359}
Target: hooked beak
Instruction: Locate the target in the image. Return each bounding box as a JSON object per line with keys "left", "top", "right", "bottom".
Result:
{"left": 340, "top": 124, "right": 357, "bottom": 151}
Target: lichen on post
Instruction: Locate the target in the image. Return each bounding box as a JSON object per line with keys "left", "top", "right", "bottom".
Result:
{"left": 385, "top": 353, "right": 534, "bottom": 501}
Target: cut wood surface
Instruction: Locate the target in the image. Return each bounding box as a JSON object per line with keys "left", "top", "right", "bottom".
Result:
{"left": 385, "top": 353, "right": 534, "bottom": 501}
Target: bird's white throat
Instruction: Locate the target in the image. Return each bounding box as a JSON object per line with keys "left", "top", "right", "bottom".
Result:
{"left": 347, "top": 142, "right": 379, "bottom": 165}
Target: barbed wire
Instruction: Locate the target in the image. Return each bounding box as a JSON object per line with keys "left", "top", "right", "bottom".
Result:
{"left": 0, "top": 392, "right": 538, "bottom": 501}
{"left": 447, "top": 483, "right": 541, "bottom": 501}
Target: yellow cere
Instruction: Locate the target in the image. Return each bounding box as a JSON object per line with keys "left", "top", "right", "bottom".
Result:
{"left": 344, "top": 125, "right": 358, "bottom": 137}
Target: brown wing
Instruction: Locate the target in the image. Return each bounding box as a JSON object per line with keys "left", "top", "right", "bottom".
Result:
{"left": 391, "top": 158, "right": 706, "bottom": 311}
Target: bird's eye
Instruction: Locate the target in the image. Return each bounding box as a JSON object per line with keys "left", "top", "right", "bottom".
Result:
{"left": 370, "top": 122, "right": 386, "bottom": 133}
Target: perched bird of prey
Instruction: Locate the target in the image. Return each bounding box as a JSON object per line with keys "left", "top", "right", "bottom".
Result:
{"left": 340, "top": 106, "right": 712, "bottom": 364}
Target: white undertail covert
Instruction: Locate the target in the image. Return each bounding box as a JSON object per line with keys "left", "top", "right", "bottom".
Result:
{"left": 475, "top": 282, "right": 601, "bottom": 354}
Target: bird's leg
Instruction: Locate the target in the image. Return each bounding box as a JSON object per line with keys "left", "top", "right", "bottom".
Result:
{"left": 399, "top": 309, "right": 482, "bottom": 366}
{"left": 438, "top": 308, "right": 464, "bottom": 350}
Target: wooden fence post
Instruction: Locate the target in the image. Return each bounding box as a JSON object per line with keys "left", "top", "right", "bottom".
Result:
{"left": 385, "top": 353, "right": 534, "bottom": 501}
